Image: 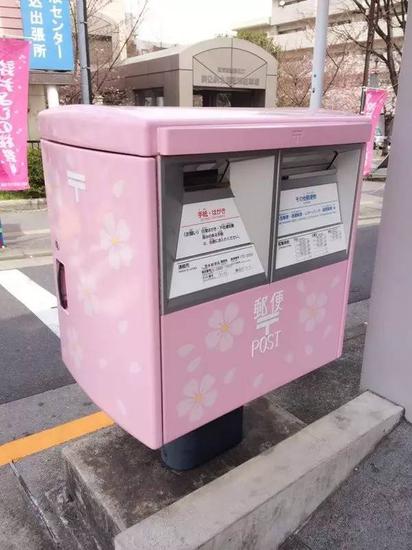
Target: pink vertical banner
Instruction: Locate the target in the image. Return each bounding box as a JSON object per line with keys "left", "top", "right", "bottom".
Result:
{"left": 0, "top": 38, "right": 30, "bottom": 191}
{"left": 363, "top": 88, "right": 387, "bottom": 176}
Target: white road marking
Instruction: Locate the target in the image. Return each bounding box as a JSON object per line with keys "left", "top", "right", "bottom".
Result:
{"left": 0, "top": 269, "right": 60, "bottom": 337}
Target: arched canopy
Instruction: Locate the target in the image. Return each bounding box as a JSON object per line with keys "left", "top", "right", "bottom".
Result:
{"left": 119, "top": 37, "right": 277, "bottom": 107}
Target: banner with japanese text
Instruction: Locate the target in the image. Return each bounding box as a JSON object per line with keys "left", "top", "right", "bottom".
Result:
{"left": 21, "top": 0, "right": 74, "bottom": 71}
{"left": 363, "top": 88, "right": 387, "bottom": 176}
{"left": 0, "top": 39, "right": 30, "bottom": 191}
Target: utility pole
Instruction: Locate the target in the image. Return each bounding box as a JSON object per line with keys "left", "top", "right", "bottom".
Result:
{"left": 76, "top": 0, "right": 92, "bottom": 104}
{"left": 361, "top": 6, "right": 412, "bottom": 421}
{"left": 310, "top": 0, "right": 330, "bottom": 110}
{"left": 361, "top": 0, "right": 377, "bottom": 111}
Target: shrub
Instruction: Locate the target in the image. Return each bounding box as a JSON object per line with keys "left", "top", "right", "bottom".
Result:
{"left": 27, "top": 147, "right": 45, "bottom": 197}
{"left": 0, "top": 146, "right": 46, "bottom": 200}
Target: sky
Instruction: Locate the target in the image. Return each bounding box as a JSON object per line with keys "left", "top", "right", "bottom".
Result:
{"left": 134, "top": 0, "right": 272, "bottom": 45}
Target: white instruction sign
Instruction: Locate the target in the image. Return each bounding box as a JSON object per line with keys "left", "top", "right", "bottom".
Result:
{"left": 176, "top": 198, "right": 251, "bottom": 259}
{"left": 278, "top": 183, "right": 342, "bottom": 237}
{"left": 169, "top": 245, "right": 264, "bottom": 299}
{"left": 276, "top": 223, "right": 346, "bottom": 269}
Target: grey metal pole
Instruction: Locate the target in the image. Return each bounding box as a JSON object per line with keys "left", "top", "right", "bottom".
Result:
{"left": 362, "top": 0, "right": 376, "bottom": 89}
{"left": 310, "top": 0, "right": 330, "bottom": 110}
{"left": 361, "top": 11, "right": 412, "bottom": 418}
{"left": 76, "top": 0, "right": 92, "bottom": 104}
{"left": 360, "top": 0, "right": 377, "bottom": 112}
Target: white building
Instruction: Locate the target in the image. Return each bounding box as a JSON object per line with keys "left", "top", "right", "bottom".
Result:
{"left": 235, "top": 0, "right": 403, "bottom": 116}
{"left": 235, "top": 0, "right": 403, "bottom": 54}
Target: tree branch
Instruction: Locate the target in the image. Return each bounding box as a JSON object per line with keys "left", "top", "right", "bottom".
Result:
{"left": 94, "top": 0, "right": 149, "bottom": 94}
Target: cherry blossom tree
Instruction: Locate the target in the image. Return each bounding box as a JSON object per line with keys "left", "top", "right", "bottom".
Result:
{"left": 60, "top": 0, "right": 149, "bottom": 104}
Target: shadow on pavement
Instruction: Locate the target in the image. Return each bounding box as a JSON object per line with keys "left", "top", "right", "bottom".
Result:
{"left": 350, "top": 223, "right": 380, "bottom": 303}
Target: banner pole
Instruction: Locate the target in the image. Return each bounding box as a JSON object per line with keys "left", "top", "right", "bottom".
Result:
{"left": 310, "top": 0, "right": 330, "bottom": 110}
{"left": 76, "top": 0, "right": 92, "bottom": 104}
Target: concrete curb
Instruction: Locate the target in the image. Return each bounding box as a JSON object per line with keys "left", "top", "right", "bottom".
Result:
{"left": 0, "top": 198, "right": 47, "bottom": 212}
{"left": 0, "top": 249, "right": 52, "bottom": 262}
{"left": 114, "top": 392, "right": 402, "bottom": 550}
{"left": 0, "top": 256, "right": 53, "bottom": 270}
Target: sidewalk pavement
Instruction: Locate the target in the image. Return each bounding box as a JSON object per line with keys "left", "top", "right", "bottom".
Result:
{"left": 281, "top": 420, "right": 412, "bottom": 550}
{"left": 0, "top": 208, "right": 51, "bottom": 263}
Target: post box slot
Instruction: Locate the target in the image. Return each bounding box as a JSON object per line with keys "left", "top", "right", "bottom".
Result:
{"left": 271, "top": 144, "right": 362, "bottom": 281}
{"left": 183, "top": 168, "right": 221, "bottom": 192}
{"left": 280, "top": 150, "right": 337, "bottom": 176}
{"left": 161, "top": 152, "right": 277, "bottom": 313}
{"left": 56, "top": 260, "right": 68, "bottom": 310}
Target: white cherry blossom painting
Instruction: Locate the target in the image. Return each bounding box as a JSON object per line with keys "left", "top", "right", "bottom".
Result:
{"left": 205, "top": 303, "right": 244, "bottom": 352}
{"left": 299, "top": 292, "right": 328, "bottom": 332}
{"left": 100, "top": 214, "right": 134, "bottom": 269}
{"left": 177, "top": 375, "right": 218, "bottom": 423}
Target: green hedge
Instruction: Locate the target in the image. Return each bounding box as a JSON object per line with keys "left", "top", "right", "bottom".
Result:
{"left": 27, "top": 148, "right": 45, "bottom": 197}
{"left": 0, "top": 147, "right": 45, "bottom": 200}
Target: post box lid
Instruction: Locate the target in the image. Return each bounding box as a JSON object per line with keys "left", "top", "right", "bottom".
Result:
{"left": 38, "top": 105, "right": 371, "bottom": 157}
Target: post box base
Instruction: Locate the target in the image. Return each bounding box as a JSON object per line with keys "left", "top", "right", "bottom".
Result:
{"left": 161, "top": 407, "right": 244, "bottom": 470}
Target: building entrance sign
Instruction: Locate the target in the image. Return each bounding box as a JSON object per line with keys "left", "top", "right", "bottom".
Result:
{"left": 21, "top": 0, "right": 73, "bottom": 71}
{"left": 193, "top": 47, "right": 267, "bottom": 89}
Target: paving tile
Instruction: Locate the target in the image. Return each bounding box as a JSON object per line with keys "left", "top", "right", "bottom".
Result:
{"left": 280, "top": 535, "right": 313, "bottom": 550}
{"left": 296, "top": 421, "right": 412, "bottom": 550}
{"left": 270, "top": 335, "right": 364, "bottom": 424}
{"left": 0, "top": 383, "right": 98, "bottom": 444}
{"left": 15, "top": 446, "right": 100, "bottom": 550}
{"left": 0, "top": 464, "right": 54, "bottom": 550}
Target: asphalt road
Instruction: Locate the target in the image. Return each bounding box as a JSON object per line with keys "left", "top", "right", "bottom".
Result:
{"left": 0, "top": 264, "right": 73, "bottom": 405}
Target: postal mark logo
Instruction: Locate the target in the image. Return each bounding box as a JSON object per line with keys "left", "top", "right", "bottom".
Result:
{"left": 251, "top": 290, "right": 284, "bottom": 357}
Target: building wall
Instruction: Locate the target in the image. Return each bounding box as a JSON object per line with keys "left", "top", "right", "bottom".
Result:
{"left": 28, "top": 85, "right": 46, "bottom": 140}
{"left": 271, "top": 0, "right": 347, "bottom": 28}
{"left": 0, "top": 0, "right": 23, "bottom": 37}
{"left": 235, "top": 0, "right": 401, "bottom": 114}
{"left": 89, "top": 0, "right": 129, "bottom": 63}
{"left": 269, "top": 0, "right": 403, "bottom": 52}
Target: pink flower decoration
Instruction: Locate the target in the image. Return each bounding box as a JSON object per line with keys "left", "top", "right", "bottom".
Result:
{"left": 177, "top": 375, "right": 217, "bottom": 422}
{"left": 299, "top": 292, "right": 328, "bottom": 332}
{"left": 205, "top": 303, "right": 244, "bottom": 352}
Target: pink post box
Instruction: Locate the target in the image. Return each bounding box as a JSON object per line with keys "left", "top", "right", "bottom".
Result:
{"left": 39, "top": 106, "right": 371, "bottom": 467}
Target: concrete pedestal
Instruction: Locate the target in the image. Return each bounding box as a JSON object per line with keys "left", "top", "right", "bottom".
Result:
{"left": 63, "top": 396, "right": 305, "bottom": 550}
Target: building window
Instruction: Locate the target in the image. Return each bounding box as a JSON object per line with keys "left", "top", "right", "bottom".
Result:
{"left": 329, "top": 18, "right": 352, "bottom": 28}
{"left": 282, "top": 0, "right": 306, "bottom": 5}
{"left": 278, "top": 24, "right": 306, "bottom": 34}
{"left": 134, "top": 88, "right": 164, "bottom": 106}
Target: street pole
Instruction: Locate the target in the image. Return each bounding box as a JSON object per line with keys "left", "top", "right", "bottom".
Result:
{"left": 76, "top": 0, "right": 92, "bottom": 104}
{"left": 360, "top": 0, "right": 377, "bottom": 112}
{"left": 361, "top": 10, "right": 412, "bottom": 419}
{"left": 310, "top": 0, "right": 330, "bottom": 110}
